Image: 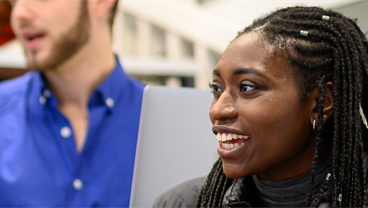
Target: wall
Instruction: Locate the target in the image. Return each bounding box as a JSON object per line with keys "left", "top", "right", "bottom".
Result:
{"left": 336, "top": 0, "right": 368, "bottom": 35}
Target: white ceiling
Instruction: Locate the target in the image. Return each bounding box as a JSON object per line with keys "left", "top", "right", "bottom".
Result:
{"left": 121, "top": 0, "right": 362, "bottom": 53}
{"left": 0, "top": 0, "right": 363, "bottom": 69}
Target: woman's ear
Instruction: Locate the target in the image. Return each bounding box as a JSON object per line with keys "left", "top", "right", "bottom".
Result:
{"left": 309, "top": 81, "right": 334, "bottom": 127}
{"left": 322, "top": 82, "right": 334, "bottom": 120}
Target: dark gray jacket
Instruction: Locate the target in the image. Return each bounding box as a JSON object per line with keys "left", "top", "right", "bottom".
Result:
{"left": 152, "top": 176, "right": 331, "bottom": 208}
{"left": 153, "top": 176, "right": 206, "bottom": 208}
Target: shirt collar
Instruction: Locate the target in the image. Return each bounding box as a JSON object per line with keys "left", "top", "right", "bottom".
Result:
{"left": 30, "top": 72, "right": 55, "bottom": 107}
{"left": 92, "top": 56, "right": 128, "bottom": 112}
{"left": 30, "top": 56, "right": 128, "bottom": 112}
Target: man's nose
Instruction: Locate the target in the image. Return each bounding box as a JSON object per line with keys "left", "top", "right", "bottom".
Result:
{"left": 10, "top": 0, "right": 34, "bottom": 28}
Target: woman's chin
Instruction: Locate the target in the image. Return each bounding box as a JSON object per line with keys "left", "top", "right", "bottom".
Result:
{"left": 222, "top": 163, "right": 249, "bottom": 179}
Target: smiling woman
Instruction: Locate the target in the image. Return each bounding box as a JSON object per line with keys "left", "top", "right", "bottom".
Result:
{"left": 193, "top": 6, "right": 368, "bottom": 207}
{"left": 154, "top": 6, "right": 368, "bottom": 208}
{"left": 209, "top": 31, "right": 323, "bottom": 182}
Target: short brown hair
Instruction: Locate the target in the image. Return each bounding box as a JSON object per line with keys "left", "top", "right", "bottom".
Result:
{"left": 109, "top": 0, "right": 119, "bottom": 28}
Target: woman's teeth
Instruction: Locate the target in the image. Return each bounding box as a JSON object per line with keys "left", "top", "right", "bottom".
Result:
{"left": 216, "top": 133, "right": 249, "bottom": 150}
{"left": 222, "top": 142, "right": 240, "bottom": 150}
{"left": 216, "top": 132, "right": 249, "bottom": 142}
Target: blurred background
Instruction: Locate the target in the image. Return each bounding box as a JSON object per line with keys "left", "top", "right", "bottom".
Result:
{"left": 1, "top": 0, "right": 367, "bottom": 88}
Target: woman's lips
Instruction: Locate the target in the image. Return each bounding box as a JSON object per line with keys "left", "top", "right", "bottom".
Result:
{"left": 216, "top": 132, "right": 250, "bottom": 157}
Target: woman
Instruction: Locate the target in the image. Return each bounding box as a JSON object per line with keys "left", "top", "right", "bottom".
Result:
{"left": 154, "top": 6, "right": 368, "bottom": 207}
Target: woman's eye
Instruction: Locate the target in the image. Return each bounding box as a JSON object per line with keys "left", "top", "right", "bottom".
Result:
{"left": 209, "top": 83, "right": 223, "bottom": 94}
{"left": 240, "top": 84, "right": 256, "bottom": 92}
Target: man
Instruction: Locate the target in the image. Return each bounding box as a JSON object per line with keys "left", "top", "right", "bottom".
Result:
{"left": 0, "top": 0, "right": 144, "bottom": 206}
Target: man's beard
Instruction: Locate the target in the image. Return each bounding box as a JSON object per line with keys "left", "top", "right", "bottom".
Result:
{"left": 27, "top": 1, "right": 90, "bottom": 71}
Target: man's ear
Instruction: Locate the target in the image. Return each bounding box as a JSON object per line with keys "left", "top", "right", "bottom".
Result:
{"left": 89, "top": 0, "right": 117, "bottom": 19}
{"left": 309, "top": 81, "right": 334, "bottom": 127}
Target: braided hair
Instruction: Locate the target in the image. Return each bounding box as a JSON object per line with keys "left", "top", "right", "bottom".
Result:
{"left": 194, "top": 6, "right": 368, "bottom": 207}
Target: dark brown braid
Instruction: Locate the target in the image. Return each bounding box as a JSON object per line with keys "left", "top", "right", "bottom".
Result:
{"left": 196, "top": 6, "right": 368, "bottom": 207}
{"left": 194, "top": 158, "right": 231, "bottom": 207}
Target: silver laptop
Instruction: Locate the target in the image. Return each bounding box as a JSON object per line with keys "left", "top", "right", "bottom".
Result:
{"left": 129, "top": 85, "right": 218, "bottom": 207}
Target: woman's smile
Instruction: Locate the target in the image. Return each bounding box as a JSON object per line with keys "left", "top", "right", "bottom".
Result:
{"left": 216, "top": 132, "right": 250, "bottom": 158}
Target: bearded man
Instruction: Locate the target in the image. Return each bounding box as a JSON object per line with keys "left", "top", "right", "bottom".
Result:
{"left": 0, "top": 0, "right": 144, "bottom": 206}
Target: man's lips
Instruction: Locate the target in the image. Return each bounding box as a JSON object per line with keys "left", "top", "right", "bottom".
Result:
{"left": 21, "top": 30, "right": 45, "bottom": 50}
{"left": 25, "top": 35, "right": 43, "bottom": 50}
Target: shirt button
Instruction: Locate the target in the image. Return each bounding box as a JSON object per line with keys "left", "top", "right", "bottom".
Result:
{"left": 43, "top": 89, "right": 51, "bottom": 97}
{"left": 105, "top": 97, "right": 114, "bottom": 108}
{"left": 39, "top": 96, "right": 46, "bottom": 105}
{"left": 73, "top": 178, "right": 83, "bottom": 190}
{"left": 60, "top": 126, "right": 72, "bottom": 138}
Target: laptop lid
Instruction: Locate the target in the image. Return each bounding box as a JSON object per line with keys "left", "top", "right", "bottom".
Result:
{"left": 129, "top": 85, "right": 218, "bottom": 207}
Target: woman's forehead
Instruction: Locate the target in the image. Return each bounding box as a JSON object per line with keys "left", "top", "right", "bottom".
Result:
{"left": 216, "top": 32, "right": 294, "bottom": 78}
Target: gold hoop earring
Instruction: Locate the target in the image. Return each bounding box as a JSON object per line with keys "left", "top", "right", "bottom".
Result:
{"left": 313, "top": 119, "right": 316, "bottom": 130}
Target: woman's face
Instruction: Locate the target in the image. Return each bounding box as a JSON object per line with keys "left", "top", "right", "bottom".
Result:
{"left": 210, "top": 32, "right": 316, "bottom": 181}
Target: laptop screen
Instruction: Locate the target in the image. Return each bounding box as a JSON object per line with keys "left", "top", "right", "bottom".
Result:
{"left": 129, "top": 85, "right": 218, "bottom": 207}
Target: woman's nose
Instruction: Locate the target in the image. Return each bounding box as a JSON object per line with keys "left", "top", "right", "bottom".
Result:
{"left": 209, "top": 91, "right": 238, "bottom": 123}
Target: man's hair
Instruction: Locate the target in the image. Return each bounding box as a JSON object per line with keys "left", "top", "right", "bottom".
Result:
{"left": 195, "top": 6, "right": 368, "bottom": 207}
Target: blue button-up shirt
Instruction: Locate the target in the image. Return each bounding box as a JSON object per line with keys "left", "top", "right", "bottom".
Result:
{"left": 0, "top": 58, "right": 144, "bottom": 206}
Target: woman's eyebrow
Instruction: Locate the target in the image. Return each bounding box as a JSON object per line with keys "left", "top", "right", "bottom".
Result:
{"left": 234, "top": 68, "right": 266, "bottom": 78}
{"left": 213, "top": 69, "right": 221, "bottom": 77}
{"left": 213, "top": 68, "right": 267, "bottom": 79}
